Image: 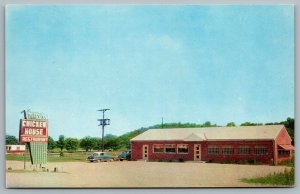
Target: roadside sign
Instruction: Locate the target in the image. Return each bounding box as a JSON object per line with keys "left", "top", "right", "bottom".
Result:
{"left": 30, "top": 142, "right": 47, "bottom": 164}
{"left": 19, "top": 111, "right": 49, "bottom": 165}
{"left": 19, "top": 119, "right": 48, "bottom": 143}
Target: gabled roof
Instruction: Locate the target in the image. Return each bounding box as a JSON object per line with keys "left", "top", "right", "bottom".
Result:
{"left": 184, "top": 133, "right": 206, "bottom": 141}
{"left": 130, "top": 125, "right": 285, "bottom": 141}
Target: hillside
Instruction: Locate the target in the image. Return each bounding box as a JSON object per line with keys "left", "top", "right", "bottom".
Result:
{"left": 117, "top": 118, "right": 294, "bottom": 149}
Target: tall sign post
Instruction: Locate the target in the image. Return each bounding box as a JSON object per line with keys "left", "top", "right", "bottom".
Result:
{"left": 19, "top": 110, "right": 48, "bottom": 166}
{"left": 20, "top": 110, "right": 27, "bottom": 169}
{"left": 97, "top": 109, "right": 110, "bottom": 152}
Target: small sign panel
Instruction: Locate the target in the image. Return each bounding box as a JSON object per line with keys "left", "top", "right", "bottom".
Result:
{"left": 19, "top": 119, "right": 48, "bottom": 143}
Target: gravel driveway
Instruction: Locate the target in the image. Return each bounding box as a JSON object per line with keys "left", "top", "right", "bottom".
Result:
{"left": 6, "top": 160, "right": 289, "bottom": 188}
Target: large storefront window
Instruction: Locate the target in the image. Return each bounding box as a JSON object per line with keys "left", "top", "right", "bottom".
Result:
{"left": 165, "top": 144, "right": 176, "bottom": 153}
{"left": 153, "top": 144, "right": 164, "bottom": 153}
{"left": 208, "top": 145, "right": 218, "bottom": 155}
{"left": 177, "top": 144, "right": 188, "bottom": 154}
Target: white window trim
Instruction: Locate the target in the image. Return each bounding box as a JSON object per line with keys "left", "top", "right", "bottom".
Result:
{"left": 153, "top": 144, "right": 164, "bottom": 153}
{"left": 177, "top": 144, "right": 189, "bottom": 154}
{"left": 165, "top": 144, "right": 176, "bottom": 154}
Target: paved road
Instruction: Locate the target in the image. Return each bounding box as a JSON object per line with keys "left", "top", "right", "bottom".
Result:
{"left": 6, "top": 160, "right": 289, "bottom": 188}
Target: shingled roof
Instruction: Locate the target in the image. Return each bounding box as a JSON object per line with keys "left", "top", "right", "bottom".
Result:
{"left": 130, "top": 125, "right": 285, "bottom": 141}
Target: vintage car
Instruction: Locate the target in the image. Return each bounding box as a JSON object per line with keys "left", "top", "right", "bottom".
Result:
{"left": 86, "top": 152, "right": 116, "bottom": 162}
{"left": 118, "top": 150, "right": 131, "bottom": 161}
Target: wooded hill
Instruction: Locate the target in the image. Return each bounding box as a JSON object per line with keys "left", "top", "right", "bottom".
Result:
{"left": 6, "top": 118, "right": 294, "bottom": 152}
{"left": 116, "top": 117, "right": 294, "bottom": 149}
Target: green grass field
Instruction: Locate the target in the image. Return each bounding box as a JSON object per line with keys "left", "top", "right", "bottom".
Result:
{"left": 241, "top": 167, "right": 294, "bottom": 186}
{"left": 241, "top": 156, "right": 294, "bottom": 186}
{"left": 6, "top": 151, "right": 120, "bottom": 162}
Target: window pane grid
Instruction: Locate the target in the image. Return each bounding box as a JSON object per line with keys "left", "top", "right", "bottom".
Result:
{"left": 222, "top": 146, "right": 233, "bottom": 155}
{"left": 208, "top": 146, "right": 218, "bottom": 155}
{"left": 254, "top": 146, "right": 268, "bottom": 155}
{"left": 238, "top": 146, "right": 250, "bottom": 155}
{"left": 278, "top": 150, "right": 290, "bottom": 156}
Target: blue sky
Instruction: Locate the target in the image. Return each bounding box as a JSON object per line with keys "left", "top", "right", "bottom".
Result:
{"left": 6, "top": 5, "right": 294, "bottom": 140}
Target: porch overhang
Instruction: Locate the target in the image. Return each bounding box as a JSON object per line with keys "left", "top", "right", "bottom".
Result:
{"left": 278, "top": 144, "right": 294, "bottom": 150}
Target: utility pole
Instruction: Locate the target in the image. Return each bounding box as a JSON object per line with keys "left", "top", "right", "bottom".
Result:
{"left": 97, "top": 109, "right": 110, "bottom": 152}
{"left": 162, "top": 117, "right": 164, "bottom": 128}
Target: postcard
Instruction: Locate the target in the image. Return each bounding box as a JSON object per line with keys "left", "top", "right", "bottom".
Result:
{"left": 5, "top": 4, "right": 294, "bottom": 188}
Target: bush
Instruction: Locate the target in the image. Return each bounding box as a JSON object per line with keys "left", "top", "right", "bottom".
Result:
{"left": 178, "top": 158, "right": 184, "bottom": 162}
{"left": 278, "top": 155, "right": 294, "bottom": 167}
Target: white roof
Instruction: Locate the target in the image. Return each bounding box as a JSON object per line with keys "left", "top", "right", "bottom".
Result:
{"left": 130, "top": 125, "right": 284, "bottom": 141}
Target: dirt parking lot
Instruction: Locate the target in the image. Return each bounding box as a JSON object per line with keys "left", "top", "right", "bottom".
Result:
{"left": 6, "top": 160, "right": 289, "bottom": 188}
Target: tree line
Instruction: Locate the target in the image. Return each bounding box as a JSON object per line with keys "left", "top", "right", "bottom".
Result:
{"left": 48, "top": 134, "right": 124, "bottom": 152}
{"left": 6, "top": 117, "right": 294, "bottom": 152}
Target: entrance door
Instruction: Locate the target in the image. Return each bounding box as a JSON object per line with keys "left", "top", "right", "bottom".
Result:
{"left": 194, "top": 144, "right": 201, "bottom": 161}
{"left": 142, "top": 145, "right": 148, "bottom": 160}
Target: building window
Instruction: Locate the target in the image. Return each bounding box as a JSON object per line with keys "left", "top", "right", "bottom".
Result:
{"left": 208, "top": 145, "right": 218, "bottom": 155}
{"left": 278, "top": 150, "right": 290, "bottom": 156}
{"left": 222, "top": 146, "right": 234, "bottom": 155}
{"left": 177, "top": 144, "right": 188, "bottom": 154}
{"left": 153, "top": 144, "right": 164, "bottom": 153}
{"left": 238, "top": 146, "right": 250, "bottom": 155}
{"left": 254, "top": 146, "right": 268, "bottom": 155}
{"left": 165, "top": 144, "right": 176, "bottom": 153}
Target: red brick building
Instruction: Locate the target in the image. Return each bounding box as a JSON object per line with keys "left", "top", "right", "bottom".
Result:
{"left": 130, "top": 125, "right": 293, "bottom": 164}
